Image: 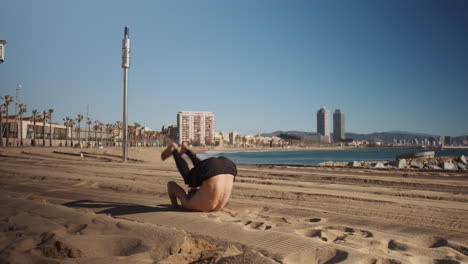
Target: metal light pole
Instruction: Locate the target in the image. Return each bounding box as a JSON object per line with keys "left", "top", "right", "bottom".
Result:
{"left": 122, "top": 27, "right": 131, "bottom": 162}
{"left": 0, "top": 40, "right": 6, "bottom": 64}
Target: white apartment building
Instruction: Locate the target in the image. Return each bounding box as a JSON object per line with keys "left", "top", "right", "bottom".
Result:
{"left": 229, "top": 132, "right": 239, "bottom": 145}
{"left": 177, "top": 111, "right": 215, "bottom": 145}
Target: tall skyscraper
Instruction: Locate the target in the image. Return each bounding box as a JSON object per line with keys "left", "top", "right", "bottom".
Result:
{"left": 333, "top": 109, "right": 345, "bottom": 142}
{"left": 177, "top": 111, "right": 215, "bottom": 145}
{"left": 317, "top": 107, "right": 330, "bottom": 138}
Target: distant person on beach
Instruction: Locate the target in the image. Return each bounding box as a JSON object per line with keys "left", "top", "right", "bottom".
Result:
{"left": 161, "top": 142, "right": 237, "bottom": 212}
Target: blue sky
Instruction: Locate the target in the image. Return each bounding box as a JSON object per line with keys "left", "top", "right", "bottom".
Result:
{"left": 1, "top": 0, "right": 467, "bottom": 136}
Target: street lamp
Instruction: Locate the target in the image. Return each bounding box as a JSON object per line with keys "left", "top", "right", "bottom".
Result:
{"left": 0, "top": 40, "right": 6, "bottom": 64}
{"left": 122, "top": 27, "right": 130, "bottom": 161}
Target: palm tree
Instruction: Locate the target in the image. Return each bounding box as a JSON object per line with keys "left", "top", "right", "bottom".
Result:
{"left": 63, "top": 117, "right": 70, "bottom": 147}
{"left": 147, "top": 131, "right": 155, "bottom": 147}
{"left": 75, "top": 114, "right": 83, "bottom": 147}
{"left": 99, "top": 122, "right": 104, "bottom": 146}
{"left": 48, "top": 109, "right": 54, "bottom": 147}
{"left": 128, "top": 124, "right": 136, "bottom": 147}
{"left": 31, "top": 110, "right": 39, "bottom": 145}
{"left": 86, "top": 117, "right": 92, "bottom": 146}
{"left": 115, "top": 121, "right": 122, "bottom": 146}
{"left": 3, "top": 95, "right": 13, "bottom": 146}
{"left": 105, "top": 123, "right": 113, "bottom": 146}
{"left": 69, "top": 118, "right": 76, "bottom": 147}
{"left": 42, "top": 110, "right": 48, "bottom": 146}
{"left": 18, "top": 104, "right": 27, "bottom": 146}
{"left": 134, "top": 122, "right": 141, "bottom": 146}
{"left": 93, "top": 120, "right": 100, "bottom": 147}
{"left": 0, "top": 103, "right": 5, "bottom": 147}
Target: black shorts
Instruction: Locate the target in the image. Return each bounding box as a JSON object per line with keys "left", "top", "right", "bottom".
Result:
{"left": 187, "top": 156, "right": 237, "bottom": 188}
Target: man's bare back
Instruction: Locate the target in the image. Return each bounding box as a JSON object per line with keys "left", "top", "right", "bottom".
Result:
{"left": 168, "top": 174, "right": 234, "bottom": 212}
{"left": 163, "top": 142, "right": 237, "bottom": 212}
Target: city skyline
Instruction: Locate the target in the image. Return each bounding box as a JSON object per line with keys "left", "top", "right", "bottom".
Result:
{"left": 1, "top": 1, "right": 467, "bottom": 136}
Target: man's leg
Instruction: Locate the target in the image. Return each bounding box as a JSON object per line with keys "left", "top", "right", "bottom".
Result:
{"left": 167, "top": 181, "right": 188, "bottom": 208}
{"left": 172, "top": 142, "right": 205, "bottom": 187}
{"left": 171, "top": 149, "right": 193, "bottom": 185}
{"left": 161, "top": 142, "right": 178, "bottom": 160}
{"left": 167, "top": 181, "right": 212, "bottom": 212}
{"left": 161, "top": 143, "right": 192, "bottom": 184}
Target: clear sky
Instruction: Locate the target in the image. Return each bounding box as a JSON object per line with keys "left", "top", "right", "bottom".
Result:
{"left": 1, "top": 0, "right": 467, "bottom": 136}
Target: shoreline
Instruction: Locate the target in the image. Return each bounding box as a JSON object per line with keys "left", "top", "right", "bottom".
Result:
{"left": 202, "top": 145, "right": 468, "bottom": 153}
{"left": 200, "top": 147, "right": 468, "bottom": 170}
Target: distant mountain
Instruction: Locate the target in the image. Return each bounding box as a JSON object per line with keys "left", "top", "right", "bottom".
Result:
{"left": 260, "top": 131, "right": 442, "bottom": 142}
{"left": 260, "top": 130, "right": 467, "bottom": 144}
{"left": 385, "top": 131, "right": 437, "bottom": 137}
{"left": 345, "top": 132, "right": 439, "bottom": 142}
{"left": 261, "top": 131, "right": 314, "bottom": 138}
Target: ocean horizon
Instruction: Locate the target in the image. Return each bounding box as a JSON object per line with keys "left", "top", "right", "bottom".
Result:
{"left": 200, "top": 148, "right": 468, "bottom": 166}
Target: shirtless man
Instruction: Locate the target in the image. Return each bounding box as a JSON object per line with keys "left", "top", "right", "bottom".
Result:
{"left": 161, "top": 142, "right": 237, "bottom": 212}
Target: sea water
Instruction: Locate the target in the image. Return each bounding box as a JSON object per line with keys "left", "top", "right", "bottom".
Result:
{"left": 199, "top": 148, "right": 468, "bottom": 165}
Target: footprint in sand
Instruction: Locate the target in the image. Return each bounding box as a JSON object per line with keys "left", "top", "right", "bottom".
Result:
{"left": 59, "top": 235, "right": 147, "bottom": 258}
{"left": 309, "top": 218, "right": 322, "bottom": 223}
{"left": 409, "top": 235, "right": 468, "bottom": 258}
{"left": 410, "top": 235, "right": 448, "bottom": 248}
{"left": 295, "top": 229, "right": 321, "bottom": 238}
{"left": 387, "top": 239, "right": 409, "bottom": 251}
{"left": 65, "top": 223, "right": 88, "bottom": 234}
{"left": 38, "top": 233, "right": 83, "bottom": 259}
{"left": 448, "top": 243, "right": 468, "bottom": 257}
{"left": 367, "top": 257, "right": 404, "bottom": 264}
{"left": 283, "top": 248, "right": 348, "bottom": 264}
{"left": 433, "top": 260, "right": 461, "bottom": 264}
{"left": 204, "top": 213, "right": 223, "bottom": 223}
{"left": 115, "top": 222, "right": 132, "bottom": 231}
{"left": 295, "top": 225, "right": 373, "bottom": 243}
{"left": 243, "top": 220, "right": 272, "bottom": 230}
{"left": 381, "top": 236, "right": 468, "bottom": 264}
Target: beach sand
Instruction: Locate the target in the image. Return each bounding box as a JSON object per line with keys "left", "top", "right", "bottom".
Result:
{"left": 0, "top": 147, "right": 467, "bottom": 264}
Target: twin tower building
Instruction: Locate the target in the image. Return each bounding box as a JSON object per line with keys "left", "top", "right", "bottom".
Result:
{"left": 317, "top": 107, "right": 345, "bottom": 143}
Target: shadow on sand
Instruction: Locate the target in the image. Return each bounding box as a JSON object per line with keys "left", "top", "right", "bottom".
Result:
{"left": 63, "top": 199, "right": 181, "bottom": 216}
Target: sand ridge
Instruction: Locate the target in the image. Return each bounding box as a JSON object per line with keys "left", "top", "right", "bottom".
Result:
{"left": 1, "top": 147, "right": 467, "bottom": 263}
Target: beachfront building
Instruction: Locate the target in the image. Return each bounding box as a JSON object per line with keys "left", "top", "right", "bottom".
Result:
{"left": 161, "top": 124, "right": 174, "bottom": 134}
{"left": 229, "top": 132, "right": 240, "bottom": 145}
{"left": 214, "top": 132, "right": 222, "bottom": 146}
{"left": 177, "top": 111, "right": 215, "bottom": 145}
{"left": 1, "top": 115, "right": 67, "bottom": 146}
{"left": 220, "top": 132, "right": 229, "bottom": 144}
{"left": 0, "top": 115, "right": 126, "bottom": 148}
{"left": 214, "top": 132, "right": 230, "bottom": 146}
{"left": 333, "top": 109, "right": 345, "bottom": 142}
{"left": 161, "top": 124, "right": 178, "bottom": 141}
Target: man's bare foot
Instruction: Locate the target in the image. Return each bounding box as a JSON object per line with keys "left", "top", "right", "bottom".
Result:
{"left": 161, "top": 142, "right": 178, "bottom": 161}
{"left": 179, "top": 141, "right": 189, "bottom": 155}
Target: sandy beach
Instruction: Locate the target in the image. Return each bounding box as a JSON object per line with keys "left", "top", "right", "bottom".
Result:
{"left": 1, "top": 147, "right": 467, "bottom": 264}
